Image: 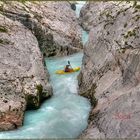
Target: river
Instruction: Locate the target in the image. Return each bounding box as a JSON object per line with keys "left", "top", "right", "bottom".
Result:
{"left": 0, "top": 2, "right": 90, "bottom": 139}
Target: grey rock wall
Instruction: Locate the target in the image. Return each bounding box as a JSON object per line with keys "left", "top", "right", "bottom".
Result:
{"left": 79, "top": 1, "right": 140, "bottom": 138}
{"left": 0, "top": 1, "right": 83, "bottom": 57}
{"left": 0, "top": 14, "right": 52, "bottom": 131}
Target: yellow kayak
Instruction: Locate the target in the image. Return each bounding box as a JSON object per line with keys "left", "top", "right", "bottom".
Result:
{"left": 55, "top": 67, "right": 80, "bottom": 74}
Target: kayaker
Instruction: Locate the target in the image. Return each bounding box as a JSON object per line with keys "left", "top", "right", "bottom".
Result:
{"left": 64, "top": 61, "right": 74, "bottom": 72}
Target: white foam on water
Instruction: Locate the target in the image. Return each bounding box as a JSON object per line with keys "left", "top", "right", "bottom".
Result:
{"left": 75, "top": 1, "right": 86, "bottom": 17}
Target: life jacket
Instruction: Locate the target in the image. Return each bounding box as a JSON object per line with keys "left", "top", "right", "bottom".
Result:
{"left": 65, "top": 65, "right": 70, "bottom": 72}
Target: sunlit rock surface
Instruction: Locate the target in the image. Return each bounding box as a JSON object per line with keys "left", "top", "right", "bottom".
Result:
{"left": 0, "top": 1, "right": 82, "bottom": 57}
{"left": 0, "top": 14, "right": 52, "bottom": 131}
{"left": 79, "top": 1, "right": 140, "bottom": 138}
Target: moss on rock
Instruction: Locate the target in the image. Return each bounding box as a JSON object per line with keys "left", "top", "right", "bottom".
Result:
{"left": 0, "top": 38, "right": 11, "bottom": 45}
{"left": 36, "top": 84, "right": 43, "bottom": 95}
{"left": 0, "top": 25, "right": 8, "bottom": 33}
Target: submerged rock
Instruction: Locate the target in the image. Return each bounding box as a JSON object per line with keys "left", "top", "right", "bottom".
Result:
{"left": 79, "top": 1, "right": 140, "bottom": 138}
{"left": 68, "top": 1, "right": 77, "bottom": 11}
{"left": 0, "top": 14, "right": 52, "bottom": 131}
{"left": 71, "top": 4, "right": 76, "bottom": 11}
{"left": 0, "top": 1, "right": 82, "bottom": 57}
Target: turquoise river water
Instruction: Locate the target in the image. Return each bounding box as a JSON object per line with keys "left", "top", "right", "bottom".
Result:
{"left": 76, "top": 2, "right": 89, "bottom": 45}
{"left": 0, "top": 2, "right": 90, "bottom": 139}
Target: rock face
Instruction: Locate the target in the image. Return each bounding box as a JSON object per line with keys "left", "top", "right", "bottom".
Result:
{"left": 0, "top": 1, "right": 82, "bottom": 57}
{"left": 0, "top": 1, "right": 83, "bottom": 131}
{"left": 0, "top": 14, "right": 52, "bottom": 131}
{"left": 78, "top": 1, "right": 140, "bottom": 138}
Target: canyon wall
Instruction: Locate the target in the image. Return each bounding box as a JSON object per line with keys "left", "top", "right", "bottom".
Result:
{"left": 0, "top": 14, "right": 52, "bottom": 131}
{"left": 78, "top": 1, "right": 140, "bottom": 138}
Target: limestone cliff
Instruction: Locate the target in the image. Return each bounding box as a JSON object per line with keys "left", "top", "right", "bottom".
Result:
{"left": 0, "top": 1, "right": 82, "bottom": 57}
{"left": 0, "top": 14, "right": 53, "bottom": 131}
{"left": 78, "top": 1, "right": 140, "bottom": 138}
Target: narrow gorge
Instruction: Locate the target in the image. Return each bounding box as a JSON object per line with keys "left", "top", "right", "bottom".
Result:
{"left": 0, "top": 1, "right": 91, "bottom": 138}
{"left": 0, "top": 1, "right": 140, "bottom": 139}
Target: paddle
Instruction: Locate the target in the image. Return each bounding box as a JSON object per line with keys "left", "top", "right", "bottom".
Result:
{"left": 68, "top": 61, "right": 73, "bottom": 69}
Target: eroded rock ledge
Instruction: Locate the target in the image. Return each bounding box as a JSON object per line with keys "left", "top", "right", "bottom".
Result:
{"left": 78, "top": 1, "right": 140, "bottom": 138}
